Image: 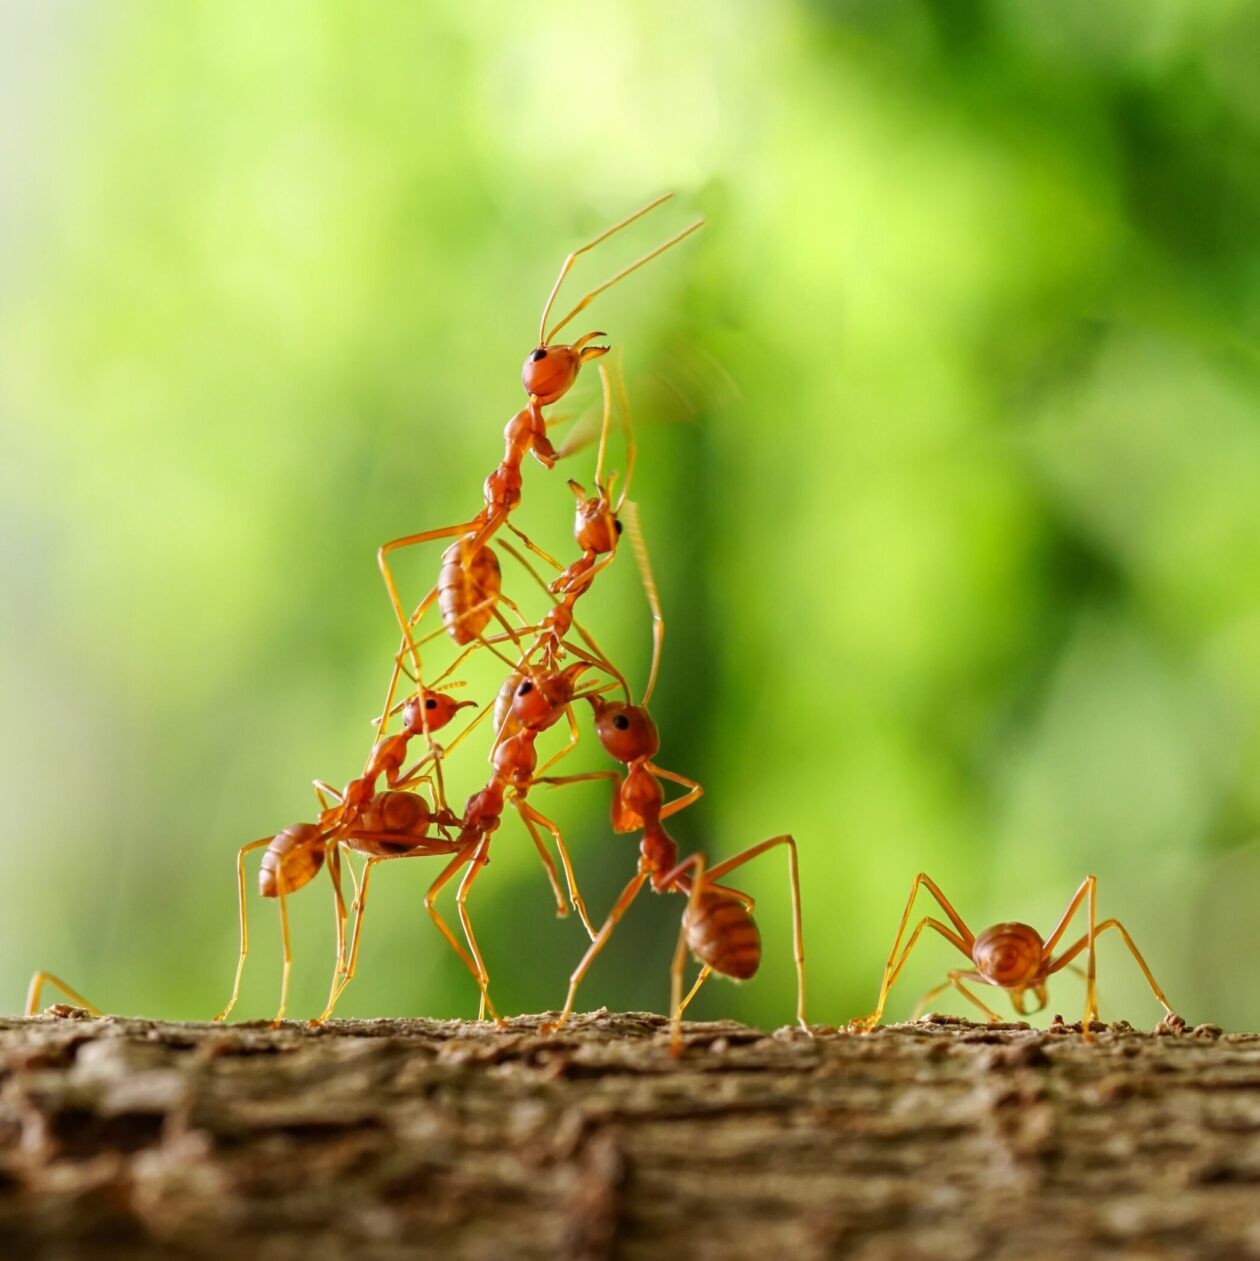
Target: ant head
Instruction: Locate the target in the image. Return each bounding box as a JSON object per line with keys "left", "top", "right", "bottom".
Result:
{"left": 403, "top": 690, "right": 476, "bottom": 736}
{"left": 522, "top": 333, "right": 609, "bottom": 406}
{"left": 512, "top": 662, "right": 590, "bottom": 730}
{"left": 568, "top": 478, "right": 622, "bottom": 555}
{"left": 971, "top": 923, "right": 1044, "bottom": 989}
{"left": 588, "top": 696, "right": 659, "bottom": 764}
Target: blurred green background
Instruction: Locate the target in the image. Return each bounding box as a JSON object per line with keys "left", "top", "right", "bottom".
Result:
{"left": 4, "top": 1, "right": 1260, "bottom": 1032}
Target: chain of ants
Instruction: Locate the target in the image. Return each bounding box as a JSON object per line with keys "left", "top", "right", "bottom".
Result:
{"left": 27, "top": 197, "right": 1182, "bottom": 1046}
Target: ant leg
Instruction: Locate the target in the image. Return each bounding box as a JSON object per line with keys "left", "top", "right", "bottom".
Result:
{"left": 910, "top": 978, "right": 952, "bottom": 1020}
{"left": 670, "top": 854, "right": 709, "bottom": 1056}
{"left": 319, "top": 845, "right": 349, "bottom": 1020}
{"left": 1037, "top": 875, "right": 1097, "bottom": 1040}
{"left": 537, "top": 770, "right": 620, "bottom": 789}
{"left": 885, "top": 919, "right": 973, "bottom": 1000}
{"left": 214, "top": 836, "right": 273, "bottom": 1022}
{"left": 534, "top": 704, "right": 582, "bottom": 778}
{"left": 650, "top": 763, "right": 703, "bottom": 822}
{"left": 850, "top": 874, "right": 975, "bottom": 1032}
{"left": 424, "top": 845, "right": 499, "bottom": 1019}
{"left": 703, "top": 835, "right": 809, "bottom": 1033}
{"left": 543, "top": 873, "right": 649, "bottom": 1035}
{"left": 511, "top": 801, "right": 567, "bottom": 919}
{"left": 620, "top": 500, "right": 664, "bottom": 705}
{"left": 270, "top": 876, "right": 294, "bottom": 1027}
{"left": 677, "top": 965, "right": 713, "bottom": 1018}
{"left": 1047, "top": 918, "right": 1176, "bottom": 1021}
{"left": 517, "top": 799, "right": 597, "bottom": 939}
{"left": 313, "top": 781, "right": 342, "bottom": 813}
{"left": 505, "top": 520, "right": 564, "bottom": 571}
{"left": 453, "top": 842, "right": 500, "bottom": 1023}
{"left": 565, "top": 625, "right": 631, "bottom": 700}
{"left": 26, "top": 972, "right": 101, "bottom": 1017}
{"left": 318, "top": 858, "right": 379, "bottom": 1020}
{"left": 944, "top": 971, "right": 1004, "bottom": 1023}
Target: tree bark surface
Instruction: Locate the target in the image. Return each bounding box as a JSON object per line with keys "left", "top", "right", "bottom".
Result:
{"left": 0, "top": 1009, "right": 1257, "bottom": 1260}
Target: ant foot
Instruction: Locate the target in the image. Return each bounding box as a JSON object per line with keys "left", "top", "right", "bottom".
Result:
{"left": 848, "top": 1016, "right": 878, "bottom": 1033}
{"left": 1158, "top": 1011, "right": 1187, "bottom": 1035}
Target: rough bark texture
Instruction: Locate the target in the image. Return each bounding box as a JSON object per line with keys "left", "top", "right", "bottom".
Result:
{"left": 0, "top": 1008, "right": 1257, "bottom": 1260}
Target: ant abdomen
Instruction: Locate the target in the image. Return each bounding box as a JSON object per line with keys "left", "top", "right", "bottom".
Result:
{"left": 972, "top": 922, "right": 1043, "bottom": 987}
{"left": 349, "top": 792, "right": 436, "bottom": 856}
{"left": 438, "top": 533, "right": 501, "bottom": 646}
{"left": 259, "top": 824, "right": 326, "bottom": 898}
{"left": 683, "top": 890, "right": 761, "bottom": 981}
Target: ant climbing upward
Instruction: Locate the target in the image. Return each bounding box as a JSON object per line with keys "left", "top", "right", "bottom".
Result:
{"left": 373, "top": 196, "right": 703, "bottom": 745}
{"left": 850, "top": 872, "right": 1180, "bottom": 1039}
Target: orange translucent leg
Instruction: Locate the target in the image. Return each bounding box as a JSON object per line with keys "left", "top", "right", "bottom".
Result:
{"left": 512, "top": 801, "right": 567, "bottom": 919}
{"left": 704, "top": 834, "right": 809, "bottom": 1034}
{"left": 677, "top": 965, "right": 713, "bottom": 1018}
{"left": 1036, "top": 875, "right": 1097, "bottom": 1041}
{"left": 26, "top": 972, "right": 101, "bottom": 1017}
{"left": 313, "top": 780, "right": 342, "bottom": 813}
{"left": 670, "top": 854, "right": 709, "bottom": 1056}
{"left": 651, "top": 763, "right": 703, "bottom": 822}
{"left": 319, "top": 845, "right": 349, "bottom": 1020}
{"left": 318, "top": 856, "right": 379, "bottom": 1020}
{"left": 453, "top": 844, "right": 499, "bottom": 1023}
{"left": 516, "top": 799, "right": 596, "bottom": 939}
{"left": 921, "top": 970, "right": 1003, "bottom": 1024}
{"left": 270, "top": 876, "right": 294, "bottom": 1027}
{"left": 1047, "top": 918, "right": 1176, "bottom": 1023}
{"left": 850, "top": 873, "right": 975, "bottom": 1032}
{"left": 213, "top": 836, "right": 273, "bottom": 1022}
{"left": 882, "top": 918, "right": 974, "bottom": 1012}
{"left": 543, "top": 873, "right": 649, "bottom": 1035}
{"left": 424, "top": 844, "right": 500, "bottom": 1021}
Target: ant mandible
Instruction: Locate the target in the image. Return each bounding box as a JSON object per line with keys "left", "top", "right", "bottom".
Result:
{"left": 849, "top": 872, "right": 1179, "bottom": 1040}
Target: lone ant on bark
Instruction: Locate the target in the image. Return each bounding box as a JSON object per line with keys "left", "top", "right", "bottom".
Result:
{"left": 850, "top": 873, "right": 1180, "bottom": 1039}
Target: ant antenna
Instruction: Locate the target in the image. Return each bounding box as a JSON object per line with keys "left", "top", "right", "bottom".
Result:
{"left": 622, "top": 500, "right": 664, "bottom": 706}
{"left": 539, "top": 194, "right": 672, "bottom": 345}
{"left": 542, "top": 198, "right": 704, "bottom": 346}
{"left": 610, "top": 353, "right": 636, "bottom": 512}
{"left": 594, "top": 361, "right": 614, "bottom": 490}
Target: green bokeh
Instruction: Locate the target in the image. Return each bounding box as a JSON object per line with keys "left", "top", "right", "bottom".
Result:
{"left": 3, "top": 1, "right": 1260, "bottom": 1031}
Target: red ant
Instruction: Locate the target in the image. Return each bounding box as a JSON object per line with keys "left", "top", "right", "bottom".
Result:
{"left": 538, "top": 530, "right": 808, "bottom": 1054}
{"left": 211, "top": 688, "right": 470, "bottom": 1024}
{"left": 850, "top": 873, "right": 1179, "bottom": 1039}
{"left": 373, "top": 196, "right": 702, "bottom": 747}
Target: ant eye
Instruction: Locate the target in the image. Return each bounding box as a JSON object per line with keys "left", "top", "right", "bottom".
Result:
{"left": 613, "top": 714, "right": 630, "bottom": 731}
{"left": 518, "top": 681, "right": 534, "bottom": 695}
{"left": 530, "top": 348, "right": 547, "bottom": 362}
{"left": 425, "top": 698, "right": 437, "bottom": 710}
{"left": 614, "top": 520, "right": 624, "bottom": 535}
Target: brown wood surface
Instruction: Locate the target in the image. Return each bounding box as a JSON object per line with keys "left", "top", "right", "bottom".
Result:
{"left": 0, "top": 1008, "right": 1256, "bottom": 1260}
